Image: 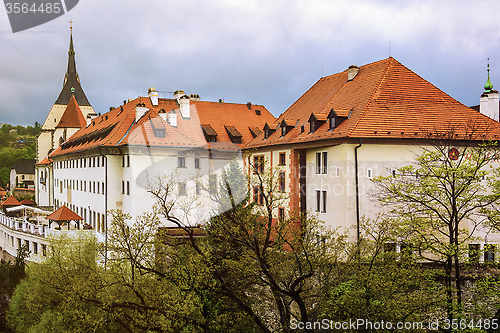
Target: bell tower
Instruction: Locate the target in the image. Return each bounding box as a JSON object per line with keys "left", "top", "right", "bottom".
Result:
{"left": 36, "top": 23, "right": 95, "bottom": 163}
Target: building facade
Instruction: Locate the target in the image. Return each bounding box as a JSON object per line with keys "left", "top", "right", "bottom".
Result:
{"left": 244, "top": 58, "right": 500, "bottom": 255}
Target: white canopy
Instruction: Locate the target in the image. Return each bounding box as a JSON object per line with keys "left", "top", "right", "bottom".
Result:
{"left": 6, "top": 205, "right": 52, "bottom": 215}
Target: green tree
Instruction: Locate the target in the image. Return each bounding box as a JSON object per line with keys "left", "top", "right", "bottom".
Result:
{"left": 325, "top": 217, "right": 444, "bottom": 332}
{"left": 373, "top": 129, "right": 500, "bottom": 322}
{"left": 148, "top": 156, "right": 346, "bottom": 333}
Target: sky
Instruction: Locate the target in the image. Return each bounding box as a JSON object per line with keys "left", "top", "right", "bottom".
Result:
{"left": 0, "top": 0, "right": 499, "bottom": 126}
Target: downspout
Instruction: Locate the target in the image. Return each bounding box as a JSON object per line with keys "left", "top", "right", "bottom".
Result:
{"left": 354, "top": 138, "right": 363, "bottom": 245}
{"left": 98, "top": 146, "right": 108, "bottom": 267}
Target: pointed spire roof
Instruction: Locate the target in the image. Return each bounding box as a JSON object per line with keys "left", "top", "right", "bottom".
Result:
{"left": 56, "top": 94, "right": 87, "bottom": 128}
{"left": 54, "top": 27, "right": 91, "bottom": 106}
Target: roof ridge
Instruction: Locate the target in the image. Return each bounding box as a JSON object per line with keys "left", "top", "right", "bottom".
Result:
{"left": 348, "top": 57, "right": 393, "bottom": 137}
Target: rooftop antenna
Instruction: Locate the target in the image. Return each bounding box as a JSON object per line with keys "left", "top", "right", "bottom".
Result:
{"left": 69, "top": 20, "right": 73, "bottom": 31}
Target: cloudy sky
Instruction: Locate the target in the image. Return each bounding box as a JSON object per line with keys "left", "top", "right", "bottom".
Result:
{"left": 0, "top": 0, "right": 499, "bottom": 126}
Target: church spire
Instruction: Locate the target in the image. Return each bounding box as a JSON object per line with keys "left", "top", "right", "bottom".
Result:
{"left": 55, "top": 22, "right": 91, "bottom": 106}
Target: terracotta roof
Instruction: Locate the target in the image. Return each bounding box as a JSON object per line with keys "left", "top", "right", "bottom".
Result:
{"left": 2, "top": 196, "right": 21, "bottom": 206}
{"left": 50, "top": 96, "right": 275, "bottom": 158}
{"left": 245, "top": 57, "right": 500, "bottom": 148}
{"left": 20, "top": 198, "right": 35, "bottom": 205}
{"left": 36, "top": 156, "right": 52, "bottom": 165}
{"left": 46, "top": 205, "right": 83, "bottom": 221}
{"left": 56, "top": 95, "right": 86, "bottom": 128}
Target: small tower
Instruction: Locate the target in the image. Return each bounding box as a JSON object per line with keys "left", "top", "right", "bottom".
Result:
{"left": 36, "top": 23, "right": 95, "bottom": 163}
{"left": 479, "top": 59, "right": 500, "bottom": 122}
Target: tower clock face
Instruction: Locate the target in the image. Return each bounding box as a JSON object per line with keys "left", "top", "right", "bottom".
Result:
{"left": 448, "top": 148, "right": 459, "bottom": 160}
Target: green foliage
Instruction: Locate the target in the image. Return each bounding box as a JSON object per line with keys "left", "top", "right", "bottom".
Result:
{"left": 373, "top": 136, "right": 500, "bottom": 321}
{"left": 325, "top": 218, "right": 444, "bottom": 329}
{"left": 0, "top": 122, "right": 39, "bottom": 189}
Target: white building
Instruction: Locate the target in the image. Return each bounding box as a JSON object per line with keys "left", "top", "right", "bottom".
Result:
{"left": 245, "top": 57, "right": 500, "bottom": 257}
{"left": 45, "top": 88, "right": 274, "bottom": 231}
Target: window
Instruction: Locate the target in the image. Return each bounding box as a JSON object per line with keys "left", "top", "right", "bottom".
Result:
{"left": 154, "top": 129, "right": 165, "bottom": 137}
{"left": 97, "top": 157, "right": 100, "bottom": 167}
{"left": 195, "top": 158, "right": 200, "bottom": 169}
{"left": 102, "top": 182, "right": 105, "bottom": 194}
{"left": 279, "top": 172, "right": 286, "bottom": 192}
{"left": 122, "top": 156, "right": 125, "bottom": 167}
{"left": 384, "top": 242, "right": 397, "bottom": 253}
{"left": 469, "top": 244, "right": 480, "bottom": 263}
{"left": 253, "top": 155, "right": 264, "bottom": 174}
{"left": 97, "top": 213, "right": 101, "bottom": 232}
{"left": 179, "top": 182, "right": 187, "bottom": 196}
{"left": 279, "top": 153, "right": 286, "bottom": 166}
{"left": 485, "top": 244, "right": 496, "bottom": 263}
{"left": 122, "top": 181, "right": 125, "bottom": 194}
{"left": 316, "top": 190, "right": 327, "bottom": 213}
{"left": 178, "top": 157, "right": 186, "bottom": 168}
{"left": 329, "top": 116, "right": 336, "bottom": 130}
{"left": 281, "top": 126, "right": 286, "bottom": 137}
{"left": 253, "top": 186, "right": 263, "bottom": 205}
{"left": 322, "top": 152, "right": 327, "bottom": 174}
{"left": 400, "top": 242, "right": 413, "bottom": 257}
{"left": 126, "top": 181, "right": 130, "bottom": 195}
{"left": 278, "top": 207, "right": 285, "bottom": 222}
{"left": 316, "top": 190, "right": 320, "bottom": 212}
{"left": 367, "top": 168, "right": 373, "bottom": 179}
{"left": 316, "top": 152, "right": 327, "bottom": 174}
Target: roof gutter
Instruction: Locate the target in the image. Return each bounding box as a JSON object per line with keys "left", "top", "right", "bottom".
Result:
{"left": 354, "top": 138, "right": 362, "bottom": 246}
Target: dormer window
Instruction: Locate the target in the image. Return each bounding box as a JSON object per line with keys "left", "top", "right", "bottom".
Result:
{"left": 263, "top": 123, "right": 275, "bottom": 139}
{"left": 225, "top": 125, "right": 242, "bottom": 144}
{"left": 329, "top": 117, "right": 336, "bottom": 130}
{"left": 308, "top": 113, "right": 326, "bottom": 134}
{"left": 327, "top": 109, "right": 350, "bottom": 131}
{"left": 150, "top": 117, "right": 166, "bottom": 138}
{"left": 201, "top": 124, "right": 217, "bottom": 142}
{"left": 280, "top": 119, "right": 296, "bottom": 137}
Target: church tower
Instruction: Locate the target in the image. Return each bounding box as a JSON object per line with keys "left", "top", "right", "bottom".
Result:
{"left": 36, "top": 25, "right": 96, "bottom": 163}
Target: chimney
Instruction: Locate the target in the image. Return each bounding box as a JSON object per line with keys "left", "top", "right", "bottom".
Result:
{"left": 148, "top": 87, "right": 158, "bottom": 106}
{"left": 479, "top": 62, "right": 500, "bottom": 122}
{"left": 135, "top": 103, "right": 149, "bottom": 122}
{"left": 247, "top": 102, "right": 252, "bottom": 109}
{"left": 179, "top": 95, "right": 190, "bottom": 119}
{"left": 158, "top": 109, "right": 167, "bottom": 122}
{"left": 174, "top": 90, "right": 185, "bottom": 100}
{"left": 168, "top": 110, "right": 177, "bottom": 127}
{"left": 347, "top": 65, "right": 359, "bottom": 81}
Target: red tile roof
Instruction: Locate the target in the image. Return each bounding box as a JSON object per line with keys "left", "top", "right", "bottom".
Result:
{"left": 56, "top": 95, "right": 86, "bottom": 128}
{"left": 1, "top": 196, "right": 21, "bottom": 206}
{"left": 50, "top": 96, "right": 275, "bottom": 158}
{"left": 20, "top": 198, "right": 35, "bottom": 205}
{"left": 46, "top": 205, "right": 83, "bottom": 221}
{"left": 36, "top": 156, "right": 53, "bottom": 165}
{"left": 245, "top": 57, "right": 500, "bottom": 148}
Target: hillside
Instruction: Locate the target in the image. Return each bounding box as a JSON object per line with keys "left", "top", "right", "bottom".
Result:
{"left": 0, "top": 123, "right": 40, "bottom": 189}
